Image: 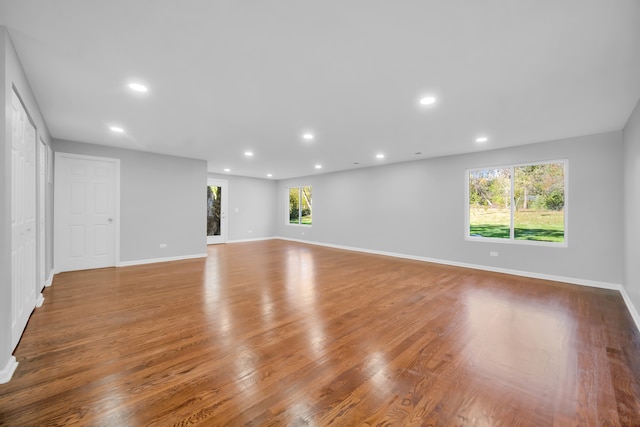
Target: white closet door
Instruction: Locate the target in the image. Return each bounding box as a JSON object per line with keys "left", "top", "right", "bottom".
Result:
{"left": 10, "top": 90, "right": 37, "bottom": 351}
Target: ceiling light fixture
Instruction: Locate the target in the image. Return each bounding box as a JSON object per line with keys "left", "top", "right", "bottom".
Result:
{"left": 244, "top": 151, "right": 253, "bottom": 157}
{"left": 476, "top": 136, "right": 488, "bottom": 143}
{"left": 376, "top": 153, "right": 385, "bottom": 159}
{"left": 303, "top": 133, "right": 314, "bottom": 141}
{"left": 419, "top": 96, "right": 436, "bottom": 105}
{"left": 267, "top": 173, "right": 273, "bottom": 177}
{"left": 315, "top": 164, "right": 322, "bottom": 169}
{"left": 224, "top": 168, "right": 231, "bottom": 172}
{"left": 109, "top": 126, "right": 124, "bottom": 133}
{"left": 128, "top": 82, "right": 148, "bottom": 93}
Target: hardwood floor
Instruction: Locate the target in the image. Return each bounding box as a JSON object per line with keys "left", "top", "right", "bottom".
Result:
{"left": 1, "top": 240, "right": 640, "bottom": 426}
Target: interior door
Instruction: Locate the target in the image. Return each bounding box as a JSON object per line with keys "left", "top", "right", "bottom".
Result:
{"left": 207, "top": 179, "right": 227, "bottom": 244}
{"left": 55, "top": 154, "right": 118, "bottom": 272}
{"left": 11, "top": 89, "right": 37, "bottom": 351}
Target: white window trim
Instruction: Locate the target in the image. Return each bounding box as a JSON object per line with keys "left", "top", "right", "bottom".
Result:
{"left": 286, "top": 185, "right": 312, "bottom": 227}
{"left": 465, "top": 159, "right": 568, "bottom": 248}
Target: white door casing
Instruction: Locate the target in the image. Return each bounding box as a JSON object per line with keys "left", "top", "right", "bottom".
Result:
{"left": 38, "top": 140, "right": 46, "bottom": 295}
{"left": 10, "top": 89, "right": 37, "bottom": 351}
{"left": 55, "top": 153, "right": 120, "bottom": 272}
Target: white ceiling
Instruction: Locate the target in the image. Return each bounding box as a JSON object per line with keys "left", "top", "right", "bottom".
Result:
{"left": 1, "top": 1, "right": 639, "bottom": 179}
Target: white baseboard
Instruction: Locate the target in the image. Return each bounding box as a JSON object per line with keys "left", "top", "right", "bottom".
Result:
{"left": 45, "top": 270, "right": 54, "bottom": 287}
{"left": 0, "top": 356, "right": 18, "bottom": 384}
{"left": 117, "top": 253, "right": 208, "bottom": 267}
{"left": 276, "top": 236, "right": 640, "bottom": 331}
{"left": 226, "top": 236, "right": 277, "bottom": 244}
{"left": 36, "top": 293, "right": 44, "bottom": 308}
{"left": 277, "top": 236, "right": 619, "bottom": 288}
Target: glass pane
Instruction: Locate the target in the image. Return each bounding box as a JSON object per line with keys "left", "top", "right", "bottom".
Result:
{"left": 289, "top": 188, "right": 300, "bottom": 224}
{"left": 207, "top": 185, "right": 221, "bottom": 236}
{"left": 514, "top": 163, "right": 564, "bottom": 242}
{"left": 301, "top": 186, "right": 312, "bottom": 225}
{"left": 469, "top": 168, "right": 511, "bottom": 239}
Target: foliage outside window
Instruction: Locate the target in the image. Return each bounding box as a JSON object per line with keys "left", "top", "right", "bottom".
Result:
{"left": 467, "top": 161, "right": 566, "bottom": 244}
{"left": 289, "top": 186, "right": 312, "bottom": 225}
{"left": 207, "top": 185, "right": 221, "bottom": 236}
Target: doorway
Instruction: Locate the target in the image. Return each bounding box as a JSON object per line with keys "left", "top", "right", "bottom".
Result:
{"left": 207, "top": 179, "right": 227, "bottom": 244}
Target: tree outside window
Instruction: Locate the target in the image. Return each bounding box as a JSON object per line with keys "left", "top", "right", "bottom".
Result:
{"left": 289, "top": 186, "right": 312, "bottom": 225}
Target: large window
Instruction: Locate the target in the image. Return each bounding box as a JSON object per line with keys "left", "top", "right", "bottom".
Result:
{"left": 467, "top": 161, "right": 566, "bottom": 245}
{"left": 289, "top": 186, "right": 312, "bottom": 225}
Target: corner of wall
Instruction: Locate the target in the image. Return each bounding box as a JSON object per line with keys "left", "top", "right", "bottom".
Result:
{"left": 0, "top": 23, "right": 14, "bottom": 379}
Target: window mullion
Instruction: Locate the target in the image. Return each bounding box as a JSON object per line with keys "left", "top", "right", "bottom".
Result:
{"left": 510, "top": 166, "right": 515, "bottom": 240}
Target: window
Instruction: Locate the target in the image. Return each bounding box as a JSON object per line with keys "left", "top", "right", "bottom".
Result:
{"left": 289, "top": 186, "right": 312, "bottom": 225}
{"left": 467, "top": 161, "right": 566, "bottom": 245}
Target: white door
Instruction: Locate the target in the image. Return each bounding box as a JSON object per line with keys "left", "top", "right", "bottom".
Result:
{"left": 55, "top": 153, "right": 119, "bottom": 272}
{"left": 11, "top": 90, "right": 37, "bottom": 350}
{"left": 206, "top": 179, "right": 227, "bottom": 244}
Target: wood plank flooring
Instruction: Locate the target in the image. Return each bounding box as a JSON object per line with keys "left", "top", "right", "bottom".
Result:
{"left": 1, "top": 240, "right": 640, "bottom": 426}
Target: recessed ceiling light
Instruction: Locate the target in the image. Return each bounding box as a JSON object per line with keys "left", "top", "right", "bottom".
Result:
{"left": 376, "top": 153, "right": 385, "bottom": 159}
{"left": 244, "top": 151, "right": 253, "bottom": 157}
{"left": 315, "top": 164, "right": 322, "bottom": 169}
{"left": 353, "top": 162, "right": 360, "bottom": 165}
{"left": 419, "top": 96, "right": 436, "bottom": 105}
{"left": 267, "top": 173, "right": 273, "bottom": 177}
{"left": 303, "top": 133, "right": 314, "bottom": 141}
{"left": 128, "top": 82, "right": 148, "bottom": 93}
{"left": 414, "top": 152, "right": 422, "bottom": 155}
{"left": 224, "top": 168, "right": 231, "bottom": 172}
{"left": 109, "top": 126, "right": 124, "bottom": 133}
{"left": 476, "top": 136, "right": 489, "bottom": 143}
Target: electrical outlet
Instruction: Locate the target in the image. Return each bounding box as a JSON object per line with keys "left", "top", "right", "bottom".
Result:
{"left": 490, "top": 251, "right": 498, "bottom": 257}
{"left": 160, "top": 243, "right": 167, "bottom": 248}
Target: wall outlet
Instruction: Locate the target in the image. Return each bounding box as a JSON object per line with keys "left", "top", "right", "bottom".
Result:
{"left": 490, "top": 251, "right": 498, "bottom": 257}
{"left": 160, "top": 243, "right": 167, "bottom": 248}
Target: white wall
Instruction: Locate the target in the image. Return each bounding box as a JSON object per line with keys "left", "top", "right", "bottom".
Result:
{"left": 208, "top": 173, "right": 277, "bottom": 242}
{"left": 624, "top": 98, "right": 640, "bottom": 312}
{"left": 277, "top": 131, "right": 624, "bottom": 286}
{"left": 53, "top": 140, "right": 207, "bottom": 264}
{"left": 1, "top": 27, "right": 54, "bottom": 379}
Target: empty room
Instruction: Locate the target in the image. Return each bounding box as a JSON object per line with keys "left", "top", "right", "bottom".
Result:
{"left": 1, "top": 1, "right": 640, "bottom": 425}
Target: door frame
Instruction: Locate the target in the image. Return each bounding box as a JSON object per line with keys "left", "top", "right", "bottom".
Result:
{"left": 36, "top": 138, "right": 46, "bottom": 307}
{"left": 207, "top": 178, "right": 228, "bottom": 245}
{"left": 54, "top": 152, "right": 121, "bottom": 272}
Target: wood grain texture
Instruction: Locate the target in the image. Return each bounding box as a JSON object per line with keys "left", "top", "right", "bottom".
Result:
{"left": 1, "top": 240, "right": 640, "bottom": 426}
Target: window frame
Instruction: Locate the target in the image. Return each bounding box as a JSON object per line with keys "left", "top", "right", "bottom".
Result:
{"left": 287, "top": 185, "right": 313, "bottom": 227}
{"left": 465, "top": 159, "right": 568, "bottom": 247}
